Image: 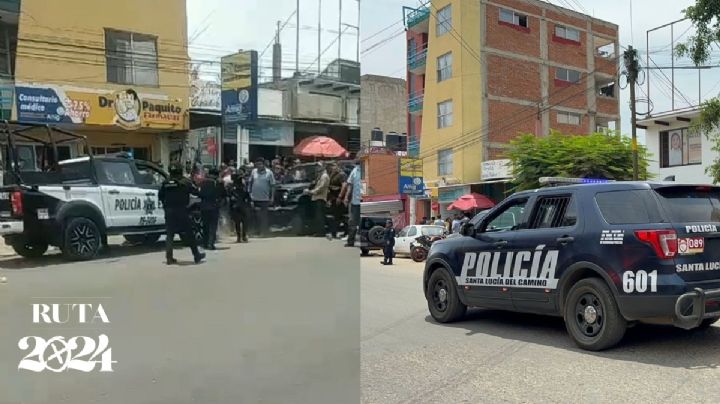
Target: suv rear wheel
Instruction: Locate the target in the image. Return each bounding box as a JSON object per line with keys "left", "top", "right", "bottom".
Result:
{"left": 12, "top": 240, "right": 48, "bottom": 258}
{"left": 564, "top": 278, "right": 627, "bottom": 351}
{"left": 426, "top": 268, "right": 467, "bottom": 323}
{"left": 62, "top": 217, "right": 102, "bottom": 261}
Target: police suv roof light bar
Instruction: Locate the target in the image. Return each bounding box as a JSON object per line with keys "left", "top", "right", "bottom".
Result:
{"left": 539, "top": 177, "right": 614, "bottom": 187}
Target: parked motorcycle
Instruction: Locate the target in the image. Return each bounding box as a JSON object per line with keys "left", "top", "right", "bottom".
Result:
{"left": 410, "top": 234, "right": 443, "bottom": 262}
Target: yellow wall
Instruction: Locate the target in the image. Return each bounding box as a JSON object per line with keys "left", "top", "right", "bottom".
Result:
{"left": 421, "top": 0, "right": 483, "bottom": 185}
{"left": 14, "top": 0, "right": 189, "bottom": 125}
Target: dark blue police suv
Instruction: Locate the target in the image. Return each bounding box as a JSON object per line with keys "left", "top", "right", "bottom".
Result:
{"left": 423, "top": 178, "right": 720, "bottom": 351}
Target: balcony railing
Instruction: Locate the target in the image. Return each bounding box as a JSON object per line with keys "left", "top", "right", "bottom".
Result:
{"left": 408, "top": 94, "right": 424, "bottom": 114}
{"left": 407, "top": 7, "right": 430, "bottom": 28}
{"left": 408, "top": 49, "right": 427, "bottom": 72}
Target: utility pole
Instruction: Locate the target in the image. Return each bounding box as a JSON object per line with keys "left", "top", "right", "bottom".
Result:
{"left": 338, "top": 0, "right": 342, "bottom": 62}
{"left": 296, "top": 0, "right": 300, "bottom": 74}
{"left": 624, "top": 46, "right": 640, "bottom": 180}
{"left": 318, "top": 0, "right": 322, "bottom": 74}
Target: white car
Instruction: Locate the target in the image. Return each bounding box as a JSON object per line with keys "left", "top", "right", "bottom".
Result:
{"left": 394, "top": 225, "right": 446, "bottom": 255}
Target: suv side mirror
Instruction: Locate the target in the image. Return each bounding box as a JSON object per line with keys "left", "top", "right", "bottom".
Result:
{"left": 459, "top": 222, "right": 475, "bottom": 237}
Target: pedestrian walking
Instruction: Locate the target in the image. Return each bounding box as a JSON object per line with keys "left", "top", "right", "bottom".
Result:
{"left": 326, "top": 162, "right": 347, "bottom": 239}
{"left": 381, "top": 219, "right": 396, "bottom": 266}
{"left": 198, "top": 167, "right": 225, "bottom": 250}
{"left": 451, "top": 214, "right": 463, "bottom": 233}
{"left": 229, "top": 172, "right": 251, "bottom": 243}
{"left": 158, "top": 164, "right": 205, "bottom": 265}
{"left": 249, "top": 157, "right": 275, "bottom": 237}
{"left": 340, "top": 160, "right": 362, "bottom": 247}
{"left": 304, "top": 162, "right": 330, "bottom": 237}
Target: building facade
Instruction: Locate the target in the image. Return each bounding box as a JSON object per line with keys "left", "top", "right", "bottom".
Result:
{"left": 8, "top": 0, "right": 190, "bottom": 168}
{"left": 638, "top": 108, "right": 713, "bottom": 184}
{"left": 360, "top": 74, "right": 407, "bottom": 147}
{"left": 404, "top": 0, "right": 620, "bottom": 215}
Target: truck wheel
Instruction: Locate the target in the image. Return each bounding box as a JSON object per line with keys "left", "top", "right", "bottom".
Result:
{"left": 411, "top": 246, "right": 427, "bottom": 262}
{"left": 426, "top": 268, "right": 466, "bottom": 323}
{"left": 12, "top": 240, "right": 48, "bottom": 258}
{"left": 62, "top": 217, "right": 102, "bottom": 261}
{"left": 368, "top": 226, "right": 385, "bottom": 246}
{"left": 124, "top": 234, "right": 161, "bottom": 245}
{"left": 564, "top": 278, "right": 627, "bottom": 351}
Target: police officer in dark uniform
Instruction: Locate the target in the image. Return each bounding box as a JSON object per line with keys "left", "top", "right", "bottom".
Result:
{"left": 381, "top": 219, "right": 396, "bottom": 266}
{"left": 198, "top": 167, "right": 225, "bottom": 250}
{"left": 229, "top": 172, "right": 251, "bottom": 243}
{"left": 158, "top": 164, "right": 205, "bottom": 265}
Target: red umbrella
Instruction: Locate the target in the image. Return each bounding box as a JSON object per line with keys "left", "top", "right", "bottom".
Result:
{"left": 293, "top": 136, "right": 349, "bottom": 158}
{"left": 447, "top": 193, "right": 495, "bottom": 211}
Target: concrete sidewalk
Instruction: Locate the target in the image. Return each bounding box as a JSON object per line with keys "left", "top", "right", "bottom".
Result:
{"left": 0, "top": 238, "right": 13, "bottom": 257}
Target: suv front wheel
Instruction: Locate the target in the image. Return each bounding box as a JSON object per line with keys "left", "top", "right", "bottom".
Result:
{"left": 62, "top": 217, "right": 102, "bottom": 261}
{"left": 564, "top": 278, "right": 627, "bottom": 351}
{"left": 426, "top": 268, "right": 467, "bottom": 323}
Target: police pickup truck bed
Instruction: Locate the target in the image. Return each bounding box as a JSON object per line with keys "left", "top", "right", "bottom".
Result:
{"left": 424, "top": 180, "right": 720, "bottom": 351}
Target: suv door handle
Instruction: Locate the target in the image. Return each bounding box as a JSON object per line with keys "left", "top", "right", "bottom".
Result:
{"left": 493, "top": 240, "right": 508, "bottom": 248}
{"left": 557, "top": 236, "right": 575, "bottom": 244}
{"left": 108, "top": 190, "right": 120, "bottom": 195}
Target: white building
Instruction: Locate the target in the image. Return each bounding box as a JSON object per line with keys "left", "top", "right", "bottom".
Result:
{"left": 638, "top": 107, "right": 715, "bottom": 185}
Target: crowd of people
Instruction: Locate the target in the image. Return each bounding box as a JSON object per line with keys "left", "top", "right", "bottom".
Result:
{"left": 417, "top": 212, "right": 473, "bottom": 234}
{"left": 159, "top": 156, "right": 363, "bottom": 264}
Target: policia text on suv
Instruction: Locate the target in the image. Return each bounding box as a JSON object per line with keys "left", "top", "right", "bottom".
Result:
{"left": 424, "top": 178, "right": 720, "bottom": 351}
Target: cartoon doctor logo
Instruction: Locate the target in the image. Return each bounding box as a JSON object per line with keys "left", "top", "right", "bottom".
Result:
{"left": 114, "top": 89, "right": 142, "bottom": 130}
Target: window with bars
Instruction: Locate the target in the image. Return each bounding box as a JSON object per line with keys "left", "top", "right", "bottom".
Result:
{"left": 528, "top": 195, "right": 577, "bottom": 229}
{"left": 105, "top": 29, "right": 159, "bottom": 86}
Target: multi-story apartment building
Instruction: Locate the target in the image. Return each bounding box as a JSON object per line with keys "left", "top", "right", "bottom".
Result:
{"left": 2, "top": 0, "right": 189, "bottom": 168}
{"left": 404, "top": 0, "right": 620, "bottom": 215}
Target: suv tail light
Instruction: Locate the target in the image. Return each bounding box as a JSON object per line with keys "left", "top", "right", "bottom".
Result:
{"left": 10, "top": 191, "right": 23, "bottom": 216}
{"left": 635, "top": 229, "right": 677, "bottom": 259}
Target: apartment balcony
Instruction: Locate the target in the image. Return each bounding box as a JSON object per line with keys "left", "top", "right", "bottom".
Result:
{"left": 408, "top": 94, "right": 424, "bottom": 115}
{"left": 405, "top": 6, "right": 429, "bottom": 33}
{"left": 408, "top": 49, "right": 427, "bottom": 74}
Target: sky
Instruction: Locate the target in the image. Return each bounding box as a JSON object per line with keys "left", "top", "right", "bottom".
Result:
{"left": 186, "top": 0, "right": 715, "bottom": 143}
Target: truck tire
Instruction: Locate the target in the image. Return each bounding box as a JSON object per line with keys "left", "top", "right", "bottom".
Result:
{"left": 12, "top": 240, "right": 48, "bottom": 258}
{"left": 62, "top": 217, "right": 102, "bottom": 261}
{"left": 124, "top": 233, "right": 161, "bottom": 245}
{"left": 564, "top": 278, "right": 627, "bottom": 351}
{"left": 426, "top": 267, "right": 466, "bottom": 323}
{"left": 368, "top": 226, "right": 385, "bottom": 246}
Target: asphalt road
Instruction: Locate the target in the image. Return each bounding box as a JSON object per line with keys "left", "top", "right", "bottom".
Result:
{"left": 0, "top": 236, "right": 360, "bottom": 404}
{"left": 361, "top": 255, "right": 720, "bottom": 404}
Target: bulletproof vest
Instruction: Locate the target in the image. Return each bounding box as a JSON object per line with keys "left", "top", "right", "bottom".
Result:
{"left": 161, "top": 178, "right": 191, "bottom": 211}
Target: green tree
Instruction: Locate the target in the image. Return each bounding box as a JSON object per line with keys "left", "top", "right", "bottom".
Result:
{"left": 676, "top": 0, "right": 720, "bottom": 182}
{"left": 507, "top": 131, "right": 650, "bottom": 191}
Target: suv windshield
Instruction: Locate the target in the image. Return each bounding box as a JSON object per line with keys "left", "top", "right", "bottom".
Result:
{"left": 655, "top": 186, "right": 720, "bottom": 223}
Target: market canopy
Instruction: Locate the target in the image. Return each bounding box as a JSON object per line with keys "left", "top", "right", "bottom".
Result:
{"left": 447, "top": 193, "right": 495, "bottom": 211}
{"left": 293, "top": 136, "right": 349, "bottom": 158}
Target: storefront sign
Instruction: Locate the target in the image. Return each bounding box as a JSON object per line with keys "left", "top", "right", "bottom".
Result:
{"left": 399, "top": 175, "right": 424, "bottom": 195}
{"left": 221, "top": 50, "right": 258, "bottom": 123}
{"left": 439, "top": 185, "right": 470, "bottom": 203}
{"left": 15, "top": 84, "right": 185, "bottom": 130}
{"left": 481, "top": 159, "right": 513, "bottom": 181}
{"left": 190, "top": 78, "right": 221, "bottom": 110}
{"left": 248, "top": 122, "right": 294, "bottom": 146}
{"left": 399, "top": 158, "right": 423, "bottom": 177}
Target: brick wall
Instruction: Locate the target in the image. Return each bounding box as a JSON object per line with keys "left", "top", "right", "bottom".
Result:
{"left": 365, "top": 154, "right": 399, "bottom": 196}
{"left": 485, "top": 3, "right": 541, "bottom": 59}
{"left": 488, "top": 100, "right": 539, "bottom": 143}
{"left": 487, "top": 54, "right": 541, "bottom": 100}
